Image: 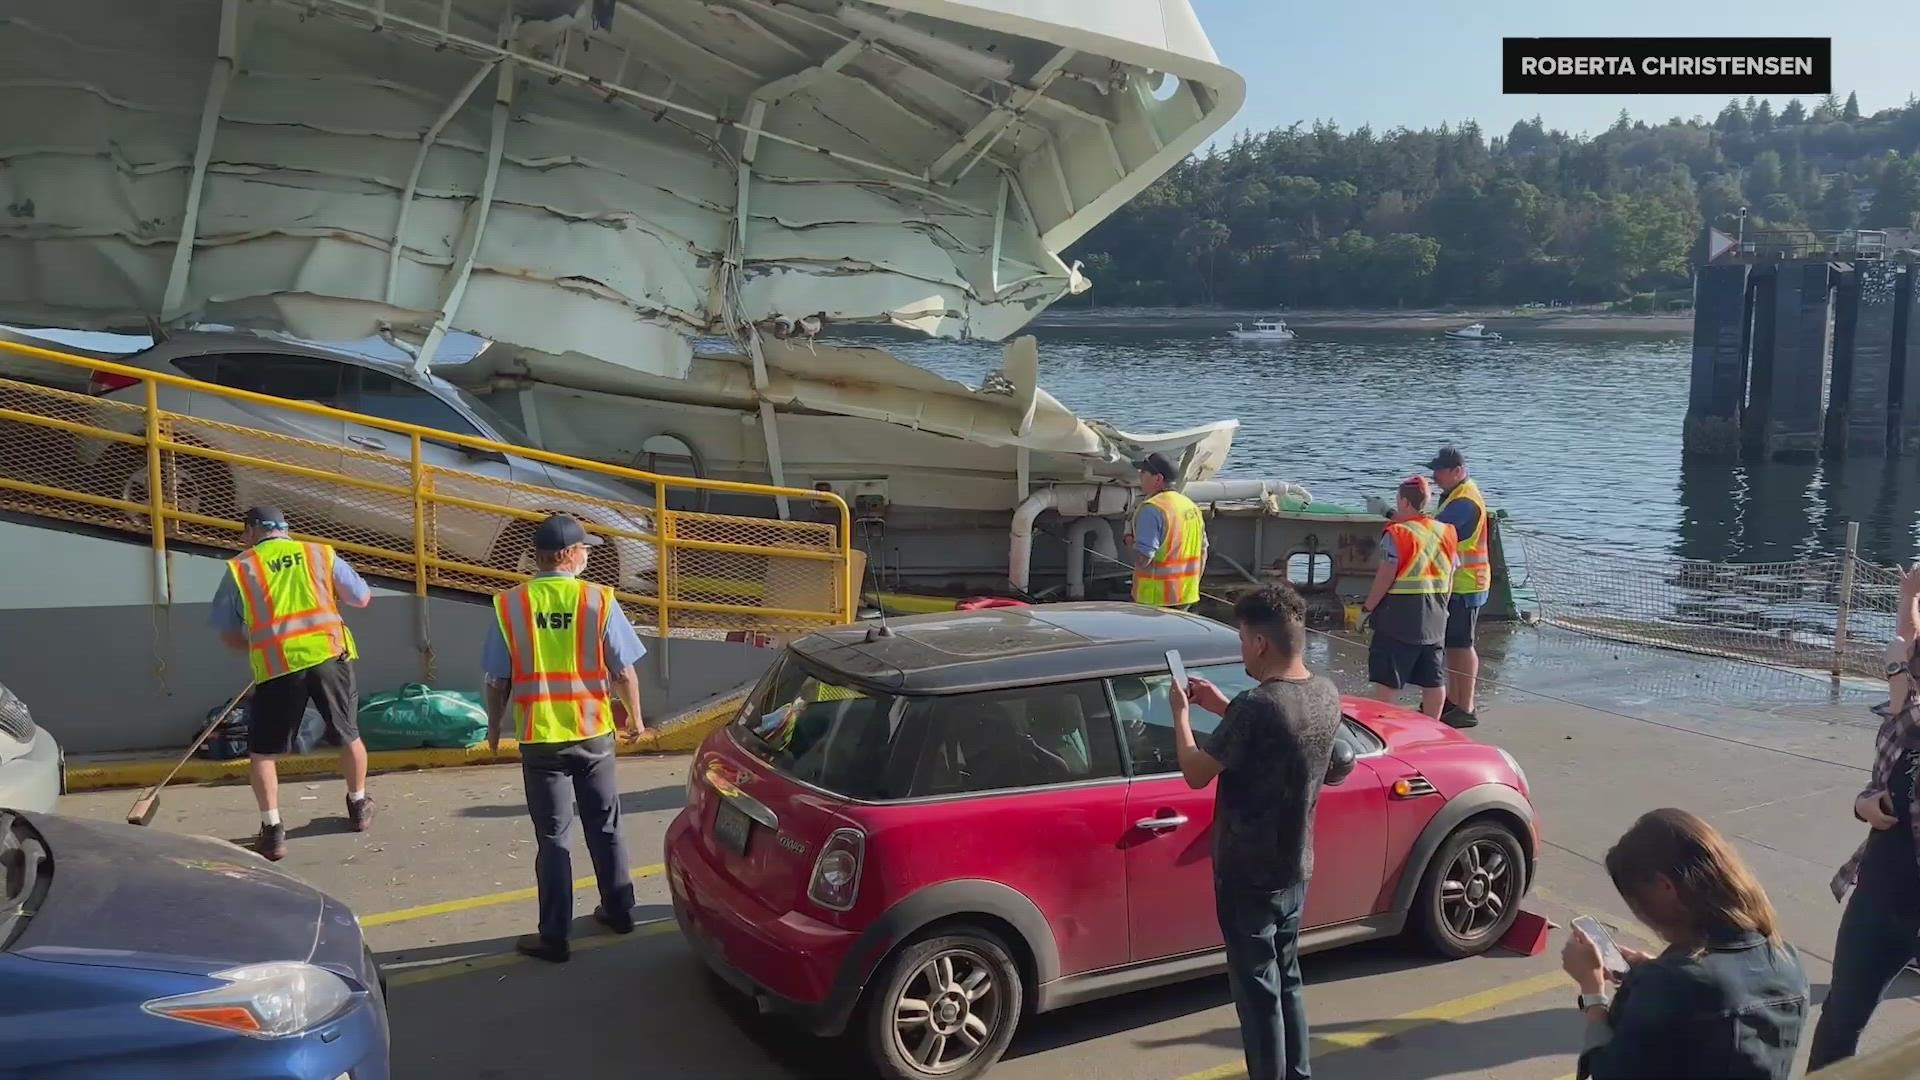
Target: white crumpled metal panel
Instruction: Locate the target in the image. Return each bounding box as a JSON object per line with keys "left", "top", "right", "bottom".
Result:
{"left": 0, "top": 0, "right": 1239, "bottom": 374}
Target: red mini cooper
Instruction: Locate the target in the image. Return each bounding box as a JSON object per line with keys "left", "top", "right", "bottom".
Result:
{"left": 665, "top": 603, "right": 1537, "bottom": 1080}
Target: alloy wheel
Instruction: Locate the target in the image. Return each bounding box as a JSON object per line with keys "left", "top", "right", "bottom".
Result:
{"left": 890, "top": 947, "right": 1002, "bottom": 1076}
{"left": 1439, "top": 837, "right": 1515, "bottom": 941}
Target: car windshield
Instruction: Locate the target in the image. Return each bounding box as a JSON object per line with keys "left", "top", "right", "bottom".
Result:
{"left": 443, "top": 384, "right": 531, "bottom": 446}
{"left": 730, "top": 653, "right": 902, "bottom": 801}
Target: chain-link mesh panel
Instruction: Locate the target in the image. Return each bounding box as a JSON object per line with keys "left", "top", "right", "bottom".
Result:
{"left": 1516, "top": 527, "right": 1900, "bottom": 678}
{"left": 0, "top": 368, "right": 851, "bottom": 637}
{"left": 0, "top": 378, "right": 150, "bottom": 530}
{"left": 666, "top": 511, "right": 847, "bottom": 633}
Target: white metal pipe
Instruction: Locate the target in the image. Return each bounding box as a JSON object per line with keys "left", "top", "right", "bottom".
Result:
{"left": 1181, "top": 478, "right": 1312, "bottom": 506}
{"left": 1064, "top": 516, "right": 1117, "bottom": 600}
{"left": 834, "top": 5, "right": 1014, "bottom": 83}
{"left": 1007, "top": 487, "right": 1058, "bottom": 593}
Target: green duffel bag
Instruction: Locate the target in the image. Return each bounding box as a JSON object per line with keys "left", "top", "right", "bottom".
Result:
{"left": 356, "top": 683, "right": 488, "bottom": 751}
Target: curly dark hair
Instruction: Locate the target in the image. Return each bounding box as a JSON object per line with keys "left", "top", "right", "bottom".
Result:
{"left": 1233, "top": 584, "right": 1307, "bottom": 658}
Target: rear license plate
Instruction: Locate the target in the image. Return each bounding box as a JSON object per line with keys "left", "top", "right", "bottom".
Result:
{"left": 714, "top": 799, "right": 753, "bottom": 855}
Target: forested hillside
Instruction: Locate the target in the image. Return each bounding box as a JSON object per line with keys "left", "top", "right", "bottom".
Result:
{"left": 1073, "top": 92, "right": 1920, "bottom": 308}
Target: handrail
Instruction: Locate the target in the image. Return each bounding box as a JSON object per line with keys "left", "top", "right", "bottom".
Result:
{"left": 0, "top": 336, "right": 856, "bottom": 633}
{"left": 0, "top": 337, "right": 850, "bottom": 509}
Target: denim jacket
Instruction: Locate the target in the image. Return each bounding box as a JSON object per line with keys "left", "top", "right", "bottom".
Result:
{"left": 1578, "top": 931, "right": 1808, "bottom": 1080}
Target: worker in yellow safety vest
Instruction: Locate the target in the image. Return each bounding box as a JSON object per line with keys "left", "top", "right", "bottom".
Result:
{"left": 1361, "top": 478, "right": 1460, "bottom": 720}
{"left": 213, "top": 506, "right": 375, "bottom": 861}
{"left": 482, "top": 514, "right": 647, "bottom": 964}
{"left": 1124, "top": 452, "right": 1208, "bottom": 610}
{"left": 1429, "top": 445, "right": 1492, "bottom": 729}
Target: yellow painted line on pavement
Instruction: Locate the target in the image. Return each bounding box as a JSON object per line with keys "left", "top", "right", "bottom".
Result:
{"left": 360, "top": 862, "right": 665, "bottom": 928}
{"left": 1175, "top": 969, "right": 1571, "bottom": 1080}
{"left": 387, "top": 917, "right": 678, "bottom": 987}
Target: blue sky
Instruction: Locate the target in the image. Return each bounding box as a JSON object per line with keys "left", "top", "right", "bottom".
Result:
{"left": 1195, "top": 0, "right": 1915, "bottom": 140}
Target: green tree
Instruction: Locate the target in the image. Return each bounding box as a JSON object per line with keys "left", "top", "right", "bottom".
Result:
{"left": 1781, "top": 98, "right": 1807, "bottom": 124}
{"left": 1813, "top": 94, "right": 1842, "bottom": 122}
{"left": 1844, "top": 92, "right": 1862, "bottom": 122}
{"left": 1816, "top": 175, "right": 1861, "bottom": 230}
{"left": 1868, "top": 155, "right": 1920, "bottom": 228}
{"left": 1752, "top": 99, "right": 1775, "bottom": 133}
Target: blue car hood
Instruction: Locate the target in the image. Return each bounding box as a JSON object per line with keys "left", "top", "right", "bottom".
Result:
{"left": 9, "top": 814, "right": 324, "bottom": 976}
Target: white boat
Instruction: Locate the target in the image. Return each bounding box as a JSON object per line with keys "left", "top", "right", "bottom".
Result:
{"left": 1445, "top": 323, "right": 1504, "bottom": 342}
{"left": 1228, "top": 319, "right": 1296, "bottom": 341}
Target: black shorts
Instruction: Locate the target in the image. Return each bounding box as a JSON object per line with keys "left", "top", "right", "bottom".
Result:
{"left": 1445, "top": 598, "right": 1482, "bottom": 649}
{"left": 1368, "top": 635, "right": 1443, "bottom": 690}
{"left": 248, "top": 657, "right": 358, "bottom": 757}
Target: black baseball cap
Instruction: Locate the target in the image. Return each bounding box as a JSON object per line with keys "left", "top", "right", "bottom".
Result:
{"left": 533, "top": 514, "right": 602, "bottom": 551}
{"left": 1136, "top": 452, "right": 1179, "bottom": 482}
{"left": 243, "top": 505, "right": 290, "bottom": 531}
{"left": 1425, "top": 445, "right": 1466, "bottom": 471}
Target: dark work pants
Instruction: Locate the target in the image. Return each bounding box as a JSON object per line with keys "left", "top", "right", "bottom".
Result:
{"left": 1808, "top": 873, "right": 1920, "bottom": 1069}
{"left": 1216, "top": 878, "right": 1312, "bottom": 1080}
{"left": 521, "top": 734, "right": 634, "bottom": 943}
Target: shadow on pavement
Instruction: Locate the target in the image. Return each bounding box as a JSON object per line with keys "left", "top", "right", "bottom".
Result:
{"left": 1009, "top": 939, "right": 1521, "bottom": 1061}
{"left": 1138, "top": 1004, "right": 1571, "bottom": 1079}
{"left": 452, "top": 784, "right": 687, "bottom": 819}
{"left": 374, "top": 903, "right": 674, "bottom": 967}
{"left": 382, "top": 923, "right": 857, "bottom": 1080}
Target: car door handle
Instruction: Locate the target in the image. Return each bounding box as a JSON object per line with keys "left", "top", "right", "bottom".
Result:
{"left": 1135, "top": 814, "right": 1188, "bottom": 831}
{"left": 348, "top": 434, "right": 388, "bottom": 451}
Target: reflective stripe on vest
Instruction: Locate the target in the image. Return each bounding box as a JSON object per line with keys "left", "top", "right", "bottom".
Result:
{"left": 231, "top": 537, "right": 356, "bottom": 683}
{"left": 1133, "top": 490, "right": 1205, "bottom": 608}
{"left": 1386, "top": 517, "right": 1458, "bottom": 597}
{"left": 1439, "top": 478, "right": 1492, "bottom": 594}
{"left": 494, "top": 576, "right": 614, "bottom": 744}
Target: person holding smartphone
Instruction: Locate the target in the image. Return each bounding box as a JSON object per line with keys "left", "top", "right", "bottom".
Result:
{"left": 1810, "top": 562, "right": 1920, "bottom": 1068}
{"left": 1562, "top": 808, "right": 1807, "bottom": 1079}
{"left": 1169, "top": 584, "right": 1341, "bottom": 1080}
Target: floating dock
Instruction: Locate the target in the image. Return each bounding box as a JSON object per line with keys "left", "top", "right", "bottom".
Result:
{"left": 1686, "top": 227, "right": 1920, "bottom": 459}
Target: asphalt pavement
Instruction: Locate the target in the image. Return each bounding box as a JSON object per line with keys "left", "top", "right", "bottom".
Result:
{"left": 52, "top": 626, "right": 1920, "bottom": 1079}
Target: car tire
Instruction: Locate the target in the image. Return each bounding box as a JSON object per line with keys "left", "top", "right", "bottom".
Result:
{"left": 863, "top": 927, "right": 1023, "bottom": 1080}
{"left": 1414, "top": 819, "right": 1527, "bottom": 959}
{"left": 108, "top": 446, "right": 235, "bottom": 531}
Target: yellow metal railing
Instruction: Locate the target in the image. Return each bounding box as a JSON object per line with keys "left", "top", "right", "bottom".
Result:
{"left": 0, "top": 338, "right": 853, "bottom": 635}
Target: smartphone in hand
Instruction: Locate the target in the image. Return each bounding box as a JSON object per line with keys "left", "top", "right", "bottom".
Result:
{"left": 1572, "top": 915, "right": 1630, "bottom": 979}
{"left": 1165, "top": 649, "right": 1188, "bottom": 688}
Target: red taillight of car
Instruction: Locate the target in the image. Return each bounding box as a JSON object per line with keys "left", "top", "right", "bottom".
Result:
{"left": 807, "top": 827, "right": 865, "bottom": 912}
{"left": 87, "top": 370, "right": 139, "bottom": 395}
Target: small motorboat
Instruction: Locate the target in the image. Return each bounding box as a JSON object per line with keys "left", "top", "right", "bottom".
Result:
{"left": 1444, "top": 322, "right": 1503, "bottom": 342}
{"left": 1228, "top": 319, "right": 1296, "bottom": 341}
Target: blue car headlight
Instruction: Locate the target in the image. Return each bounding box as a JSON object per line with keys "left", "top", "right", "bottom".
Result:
{"left": 143, "top": 962, "right": 354, "bottom": 1038}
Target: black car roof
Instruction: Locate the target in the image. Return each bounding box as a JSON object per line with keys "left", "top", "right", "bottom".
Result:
{"left": 789, "top": 602, "right": 1243, "bottom": 695}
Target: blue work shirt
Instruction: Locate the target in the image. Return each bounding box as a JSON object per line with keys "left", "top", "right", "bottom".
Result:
{"left": 1433, "top": 491, "right": 1488, "bottom": 609}
{"left": 1131, "top": 502, "right": 1165, "bottom": 561}
{"left": 481, "top": 571, "right": 647, "bottom": 683}
{"left": 209, "top": 543, "right": 372, "bottom": 635}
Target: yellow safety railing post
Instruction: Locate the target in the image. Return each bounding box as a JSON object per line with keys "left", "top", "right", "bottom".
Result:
{"left": 654, "top": 479, "right": 671, "bottom": 638}
{"left": 142, "top": 377, "right": 168, "bottom": 604}
{"left": 0, "top": 337, "right": 856, "bottom": 636}
{"left": 409, "top": 433, "right": 435, "bottom": 681}
{"left": 839, "top": 498, "right": 854, "bottom": 623}
{"left": 409, "top": 433, "right": 428, "bottom": 592}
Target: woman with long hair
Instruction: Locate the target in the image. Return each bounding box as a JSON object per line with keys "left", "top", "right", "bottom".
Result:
{"left": 1809, "top": 564, "right": 1920, "bottom": 1069}
{"left": 1562, "top": 808, "right": 1808, "bottom": 1079}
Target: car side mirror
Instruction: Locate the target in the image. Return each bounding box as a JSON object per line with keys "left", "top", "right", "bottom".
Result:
{"left": 1325, "top": 741, "right": 1357, "bottom": 786}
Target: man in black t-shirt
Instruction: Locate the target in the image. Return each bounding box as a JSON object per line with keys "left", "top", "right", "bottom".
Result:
{"left": 1173, "top": 585, "right": 1341, "bottom": 1080}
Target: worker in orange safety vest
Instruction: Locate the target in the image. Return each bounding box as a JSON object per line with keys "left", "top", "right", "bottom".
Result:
{"left": 1361, "top": 477, "right": 1460, "bottom": 720}
{"left": 1124, "top": 452, "right": 1208, "bottom": 611}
